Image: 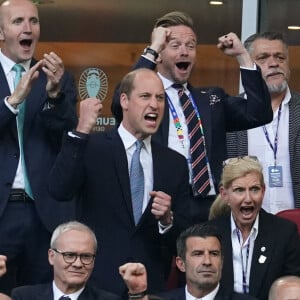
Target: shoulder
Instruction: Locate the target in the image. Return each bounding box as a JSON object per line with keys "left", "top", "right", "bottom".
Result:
{"left": 158, "top": 287, "right": 185, "bottom": 300}
{"left": 12, "top": 283, "right": 49, "bottom": 297}
{"left": 82, "top": 285, "right": 121, "bottom": 300}
{"left": 231, "top": 292, "right": 258, "bottom": 300}
{"left": 152, "top": 141, "right": 186, "bottom": 163}
{"left": 259, "top": 209, "right": 299, "bottom": 238}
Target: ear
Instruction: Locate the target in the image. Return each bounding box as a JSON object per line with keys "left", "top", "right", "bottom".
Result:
{"left": 219, "top": 186, "right": 230, "bottom": 206}
{"left": 48, "top": 249, "right": 55, "bottom": 266}
{"left": 120, "top": 93, "right": 129, "bottom": 111}
{"left": 175, "top": 256, "right": 186, "bottom": 273}
{"left": 156, "top": 53, "right": 162, "bottom": 63}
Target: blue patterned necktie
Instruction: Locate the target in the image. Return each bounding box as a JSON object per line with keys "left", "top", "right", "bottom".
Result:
{"left": 172, "top": 84, "right": 210, "bottom": 196}
{"left": 13, "top": 64, "right": 33, "bottom": 199}
{"left": 130, "top": 140, "right": 144, "bottom": 225}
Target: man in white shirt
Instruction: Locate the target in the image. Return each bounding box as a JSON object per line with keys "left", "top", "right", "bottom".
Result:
{"left": 227, "top": 31, "right": 300, "bottom": 213}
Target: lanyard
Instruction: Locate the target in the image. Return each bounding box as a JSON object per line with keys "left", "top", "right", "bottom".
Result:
{"left": 262, "top": 103, "right": 282, "bottom": 166}
{"left": 166, "top": 91, "right": 207, "bottom": 153}
{"left": 236, "top": 228, "right": 250, "bottom": 294}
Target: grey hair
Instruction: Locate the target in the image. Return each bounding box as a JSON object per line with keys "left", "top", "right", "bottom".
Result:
{"left": 50, "top": 221, "right": 97, "bottom": 251}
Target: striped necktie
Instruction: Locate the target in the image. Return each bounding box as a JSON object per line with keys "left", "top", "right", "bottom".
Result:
{"left": 130, "top": 140, "right": 144, "bottom": 225}
{"left": 13, "top": 64, "right": 33, "bottom": 199}
{"left": 173, "top": 84, "right": 210, "bottom": 196}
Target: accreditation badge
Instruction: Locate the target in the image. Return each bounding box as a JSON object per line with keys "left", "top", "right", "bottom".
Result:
{"left": 268, "top": 165, "right": 283, "bottom": 187}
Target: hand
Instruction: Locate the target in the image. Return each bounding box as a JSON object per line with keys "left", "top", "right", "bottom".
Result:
{"left": 149, "top": 26, "right": 171, "bottom": 54}
{"left": 42, "top": 52, "right": 65, "bottom": 98}
{"left": 119, "top": 262, "right": 147, "bottom": 294}
{"left": 150, "top": 191, "right": 172, "bottom": 225}
{"left": 0, "top": 255, "right": 7, "bottom": 277}
{"left": 76, "top": 98, "right": 102, "bottom": 134}
{"left": 7, "top": 60, "right": 43, "bottom": 108}
{"left": 217, "top": 32, "right": 253, "bottom": 67}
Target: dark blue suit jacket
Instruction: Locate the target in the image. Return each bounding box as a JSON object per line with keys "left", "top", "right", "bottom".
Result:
{"left": 11, "top": 282, "right": 121, "bottom": 300}
{"left": 0, "top": 59, "right": 77, "bottom": 231}
{"left": 112, "top": 56, "right": 272, "bottom": 188}
{"left": 207, "top": 210, "right": 300, "bottom": 300}
{"left": 159, "top": 286, "right": 257, "bottom": 300}
{"left": 48, "top": 128, "right": 191, "bottom": 296}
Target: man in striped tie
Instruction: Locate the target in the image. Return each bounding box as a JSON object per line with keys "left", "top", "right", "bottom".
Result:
{"left": 112, "top": 11, "right": 273, "bottom": 224}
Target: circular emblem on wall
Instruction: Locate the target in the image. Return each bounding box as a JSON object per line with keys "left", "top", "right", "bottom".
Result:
{"left": 78, "top": 67, "right": 108, "bottom": 101}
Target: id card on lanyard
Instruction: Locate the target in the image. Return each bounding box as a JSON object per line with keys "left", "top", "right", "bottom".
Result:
{"left": 263, "top": 103, "right": 283, "bottom": 187}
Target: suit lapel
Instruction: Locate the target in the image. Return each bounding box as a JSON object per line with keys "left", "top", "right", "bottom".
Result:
{"left": 0, "top": 62, "right": 18, "bottom": 141}
{"left": 189, "top": 86, "right": 212, "bottom": 157}
{"left": 219, "top": 216, "right": 235, "bottom": 292}
{"left": 108, "top": 129, "right": 136, "bottom": 224}
{"left": 249, "top": 210, "right": 273, "bottom": 295}
{"left": 36, "top": 283, "right": 53, "bottom": 300}
{"left": 23, "top": 59, "right": 46, "bottom": 139}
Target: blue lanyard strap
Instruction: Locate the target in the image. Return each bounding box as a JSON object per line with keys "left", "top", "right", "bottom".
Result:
{"left": 262, "top": 103, "right": 282, "bottom": 166}
{"left": 236, "top": 228, "right": 250, "bottom": 294}
{"left": 166, "top": 90, "right": 208, "bottom": 156}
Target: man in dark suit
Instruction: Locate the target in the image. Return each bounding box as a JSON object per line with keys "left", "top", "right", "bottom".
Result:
{"left": 119, "top": 224, "right": 257, "bottom": 300}
{"left": 0, "top": 0, "right": 77, "bottom": 294}
{"left": 227, "top": 32, "right": 300, "bottom": 213}
{"left": 48, "top": 68, "right": 191, "bottom": 296}
{"left": 112, "top": 11, "right": 272, "bottom": 223}
{"left": 11, "top": 221, "right": 120, "bottom": 300}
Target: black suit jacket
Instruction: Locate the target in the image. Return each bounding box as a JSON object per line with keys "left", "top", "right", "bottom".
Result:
{"left": 207, "top": 210, "right": 300, "bottom": 300}
{"left": 11, "top": 283, "right": 121, "bottom": 300}
{"left": 48, "top": 128, "right": 191, "bottom": 295}
{"left": 0, "top": 59, "right": 77, "bottom": 231}
{"left": 112, "top": 56, "right": 272, "bottom": 187}
{"left": 159, "top": 287, "right": 257, "bottom": 300}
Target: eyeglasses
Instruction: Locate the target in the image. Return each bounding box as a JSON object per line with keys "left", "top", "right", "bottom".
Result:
{"left": 222, "top": 156, "right": 258, "bottom": 167}
{"left": 51, "top": 248, "right": 95, "bottom": 265}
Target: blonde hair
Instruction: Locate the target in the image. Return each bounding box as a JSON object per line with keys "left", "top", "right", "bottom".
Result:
{"left": 208, "top": 194, "right": 230, "bottom": 220}
{"left": 221, "top": 156, "right": 264, "bottom": 189}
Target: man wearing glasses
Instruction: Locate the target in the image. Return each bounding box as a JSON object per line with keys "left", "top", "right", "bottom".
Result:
{"left": 11, "top": 221, "right": 121, "bottom": 300}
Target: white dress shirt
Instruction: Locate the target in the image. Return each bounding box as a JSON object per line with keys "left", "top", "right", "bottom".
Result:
{"left": 248, "top": 89, "right": 294, "bottom": 213}
{"left": 185, "top": 284, "right": 219, "bottom": 300}
{"left": 231, "top": 214, "right": 259, "bottom": 294}
{"left": 52, "top": 280, "right": 84, "bottom": 300}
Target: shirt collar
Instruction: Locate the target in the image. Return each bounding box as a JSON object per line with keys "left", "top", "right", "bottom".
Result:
{"left": 230, "top": 212, "right": 259, "bottom": 241}
{"left": 53, "top": 281, "right": 84, "bottom": 300}
{"left": 157, "top": 72, "right": 188, "bottom": 91}
{"left": 185, "top": 284, "right": 219, "bottom": 300}
{"left": 0, "top": 49, "right": 31, "bottom": 74}
{"left": 282, "top": 87, "right": 291, "bottom": 106}
{"left": 118, "top": 123, "right": 151, "bottom": 153}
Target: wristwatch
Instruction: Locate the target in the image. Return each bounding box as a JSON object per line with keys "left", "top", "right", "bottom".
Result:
{"left": 143, "top": 47, "right": 159, "bottom": 60}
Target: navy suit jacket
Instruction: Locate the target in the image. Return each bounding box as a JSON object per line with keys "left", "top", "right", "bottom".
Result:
{"left": 159, "top": 287, "right": 257, "bottom": 300}
{"left": 112, "top": 56, "right": 272, "bottom": 188}
{"left": 11, "top": 283, "right": 121, "bottom": 300}
{"left": 207, "top": 210, "right": 300, "bottom": 300}
{"left": 0, "top": 59, "right": 77, "bottom": 231}
{"left": 48, "top": 128, "right": 191, "bottom": 295}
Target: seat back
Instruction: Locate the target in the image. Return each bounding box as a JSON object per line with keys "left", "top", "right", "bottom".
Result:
{"left": 276, "top": 209, "right": 300, "bottom": 234}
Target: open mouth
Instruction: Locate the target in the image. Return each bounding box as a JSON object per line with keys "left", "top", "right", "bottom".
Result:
{"left": 145, "top": 113, "right": 158, "bottom": 122}
{"left": 240, "top": 206, "right": 254, "bottom": 216}
{"left": 20, "top": 39, "right": 33, "bottom": 48}
{"left": 176, "top": 62, "right": 190, "bottom": 71}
